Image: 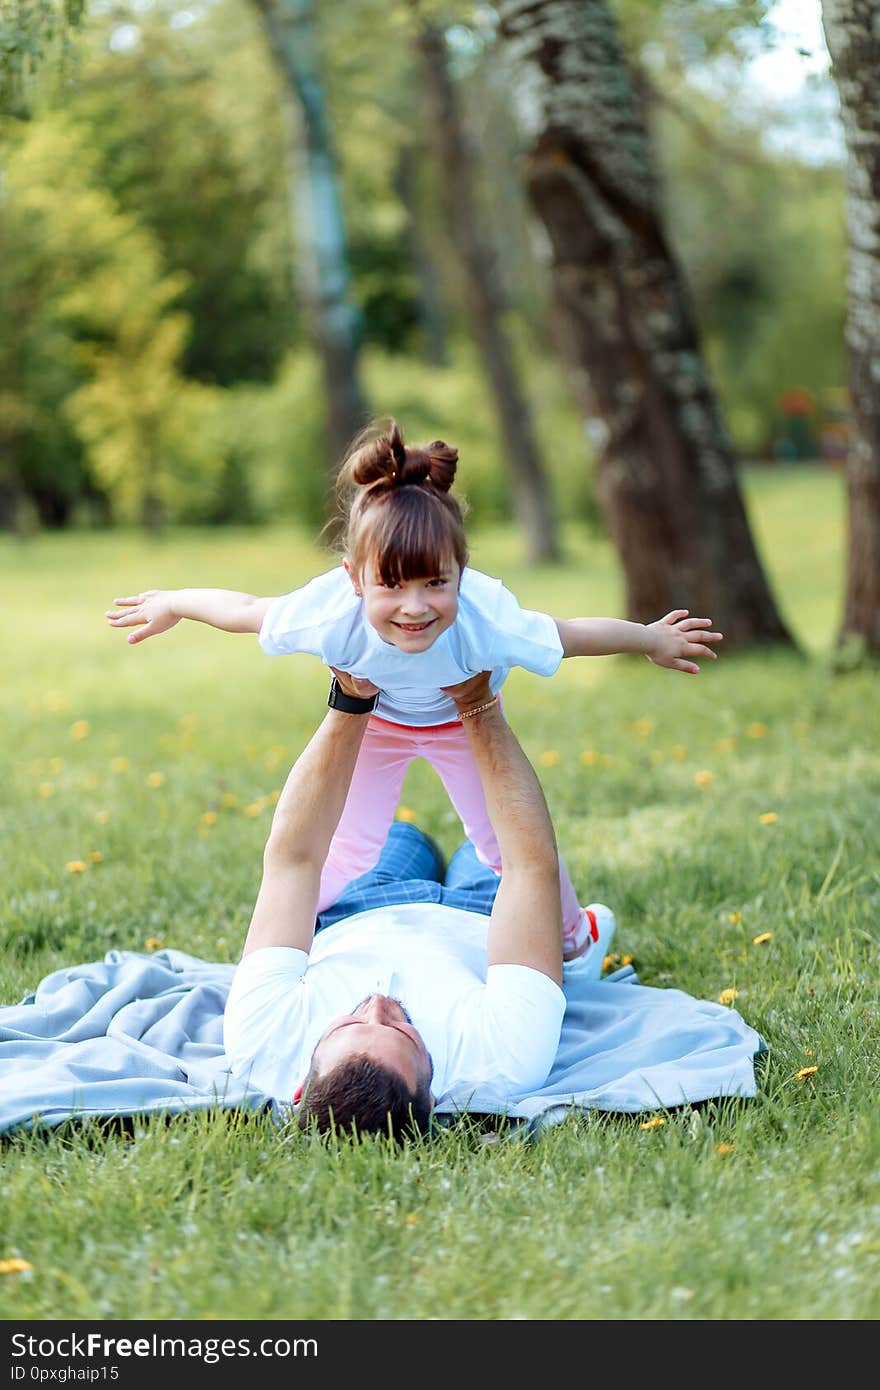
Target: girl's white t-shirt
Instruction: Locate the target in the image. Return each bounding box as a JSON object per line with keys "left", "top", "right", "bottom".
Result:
{"left": 258, "top": 565, "right": 564, "bottom": 725}
{"left": 223, "top": 901, "right": 566, "bottom": 1111}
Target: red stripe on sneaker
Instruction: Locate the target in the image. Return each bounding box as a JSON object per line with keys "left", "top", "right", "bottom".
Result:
{"left": 585, "top": 908, "right": 599, "bottom": 943}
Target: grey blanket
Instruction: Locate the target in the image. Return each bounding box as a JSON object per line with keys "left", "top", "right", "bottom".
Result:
{"left": 0, "top": 949, "right": 766, "bottom": 1134}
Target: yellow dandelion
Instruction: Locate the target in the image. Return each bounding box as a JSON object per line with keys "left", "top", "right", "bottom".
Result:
{"left": 747, "top": 722, "right": 768, "bottom": 739}
{"left": 633, "top": 718, "right": 653, "bottom": 737}
{"left": 146, "top": 772, "right": 165, "bottom": 788}
{"left": 622, "top": 954, "right": 634, "bottom": 966}
{"left": 714, "top": 736, "right": 736, "bottom": 753}
{"left": 694, "top": 770, "right": 713, "bottom": 788}
{"left": 395, "top": 806, "right": 418, "bottom": 823}
{"left": 728, "top": 911, "right": 742, "bottom": 925}
{"left": 796, "top": 1065, "right": 819, "bottom": 1081}
{"left": 38, "top": 782, "right": 55, "bottom": 799}
{"left": 264, "top": 744, "right": 286, "bottom": 769}
{"left": 404, "top": 1213, "right": 419, "bottom": 1227}
{"left": 650, "top": 750, "right": 664, "bottom": 765}
{"left": 715, "top": 1143, "right": 735, "bottom": 1156}
{"left": 144, "top": 937, "right": 164, "bottom": 953}
{"left": 580, "top": 750, "right": 598, "bottom": 766}
{"left": 65, "top": 860, "right": 87, "bottom": 874}
{"left": 804, "top": 1048, "right": 813, "bottom": 1056}
{"left": 267, "top": 790, "right": 280, "bottom": 805}
{"left": 758, "top": 812, "right": 778, "bottom": 825}
{"left": 111, "top": 756, "right": 130, "bottom": 773}
{"left": 88, "top": 851, "right": 103, "bottom": 864}
{"left": 49, "top": 757, "right": 64, "bottom": 774}
{"left": 0, "top": 1258, "right": 32, "bottom": 1275}
{"left": 95, "top": 810, "right": 110, "bottom": 825}
{"left": 243, "top": 801, "right": 264, "bottom": 817}
{"left": 539, "top": 749, "right": 561, "bottom": 767}
{"left": 602, "top": 953, "right": 621, "bottom": 972}
{"left": 220, "top": 792, "right": 239, "bottom": 809}
{"left": 201, "top": 811, "right": 217, "bottom": 827}
{"left": 81, "top": 773, "right": 98, "bottom": 790}
{"left": 672, "top": 744, "right": 687, "bottom": 760}
{"left": 752, "top": 932, "right": 772, "bottom": 946}
{"left": 640, "top": 1117, "right": 666, "bottom": 1131}
{"left": 70, "top": 719, "right": 90, "bottom": 740}
{"left": 719, "top": 987, "right": 739, "bottom": 1006}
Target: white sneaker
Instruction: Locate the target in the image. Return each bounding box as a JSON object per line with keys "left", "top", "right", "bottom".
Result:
{"left": 563, "top": 903, "right": 616, "bottom": 982}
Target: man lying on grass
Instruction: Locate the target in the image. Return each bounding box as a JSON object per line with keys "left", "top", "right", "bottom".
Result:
{"left": 223, "top": 668, "right": 615, "bottom": 1141}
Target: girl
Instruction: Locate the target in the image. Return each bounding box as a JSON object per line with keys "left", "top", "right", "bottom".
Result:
{"left": 107, "top": 420, "right": 722, "bottom": 971}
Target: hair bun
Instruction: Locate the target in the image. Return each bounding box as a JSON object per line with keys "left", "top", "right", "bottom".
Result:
{"left": 423, "top": 440, "right": 458, "bottom": 494}
{"left": 343, "top": 420, "right": 458, "bottom": 495}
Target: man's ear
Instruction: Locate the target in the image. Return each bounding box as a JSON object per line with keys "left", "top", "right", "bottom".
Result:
{"left": 342, "top": 558, "right": 362, "bottom": 598}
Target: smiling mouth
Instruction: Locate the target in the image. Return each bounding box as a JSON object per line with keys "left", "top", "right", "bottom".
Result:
{"left": 393, "top": 620, "right": 436, "bottom": 633}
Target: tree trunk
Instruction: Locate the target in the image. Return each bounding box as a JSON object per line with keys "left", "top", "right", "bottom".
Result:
{"left": 393, "top": 143, "right": 450, "bottom": 368}
{"left": 496, "top": 0, "right": 793, "bottom": 645}
{"left": 251, "top": 0, "right": 368, "bottom": 513}
{"left": 412, "top": 14, "right": 561, "bottom": 564}
{"left": 821, "top": 0, "right": 880, "bottom": 653}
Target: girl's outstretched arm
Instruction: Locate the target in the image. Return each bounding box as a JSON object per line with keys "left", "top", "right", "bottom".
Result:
{"left": 555, "top": 610, "right": 723, "bottom": 674}
{"left": 106, "top": 588, "right": 276, "bottom": 645}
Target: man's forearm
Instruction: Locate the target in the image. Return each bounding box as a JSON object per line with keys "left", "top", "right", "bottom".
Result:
{"left": 458, "top": 703, "right": 558, "bottom": 871}
{"left": 171, "top": 589, "right": 272, "bottom": 634}
{"left": 265, "top": 710, "right": 370, "bottom": 867}
{"left": 555, "top": 616, "right": 649, "bottom": 658}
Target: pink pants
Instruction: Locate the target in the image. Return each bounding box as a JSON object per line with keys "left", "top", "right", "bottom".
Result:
{"left": 318, "top": 713, "right": 585, "bottom": 942}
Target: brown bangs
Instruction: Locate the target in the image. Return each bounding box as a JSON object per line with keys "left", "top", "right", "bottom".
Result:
{"left": 350, "top": 488, "right": 468, "bottom": 584}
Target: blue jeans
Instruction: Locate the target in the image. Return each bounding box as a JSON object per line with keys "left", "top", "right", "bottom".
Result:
{"left": 316, "top": 822, "right": 501, "bottom": 932}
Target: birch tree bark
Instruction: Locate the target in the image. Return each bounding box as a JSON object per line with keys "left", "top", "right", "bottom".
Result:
{"left": 821, "top": 0, "right": 880, "bottom": 654}
{"left": 413, "top": 13, "right": 561, "bottom": 563}
{"left": 251, "top": 0, "right": 368, "bottom": 498}
{"left": 496, "top": 0, "right": 793, "bottom": 644}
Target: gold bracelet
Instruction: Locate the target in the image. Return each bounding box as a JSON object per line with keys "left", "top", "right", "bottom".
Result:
{"left": 459, "top": 695, "right": 499, "bottom": 719}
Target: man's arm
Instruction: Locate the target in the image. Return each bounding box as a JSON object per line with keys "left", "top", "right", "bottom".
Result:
{"left": 107, "top": 589, "right": 275, "bottom": 645}
{"left": 443, "top": 675, "right": 564, "bottom": 986}
{"left": 555, "top": 610, "right": 722, "bottom": 674}
{"left": 241, "top": 682, "right": 376, "bottom": 957}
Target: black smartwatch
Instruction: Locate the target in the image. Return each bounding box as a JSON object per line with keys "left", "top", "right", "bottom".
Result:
{"left": 327, "top": 676, "right": 379, "bottom": 714}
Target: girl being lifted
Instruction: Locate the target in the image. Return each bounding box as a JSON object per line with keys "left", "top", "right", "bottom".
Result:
{"left": 107, "top": 420, "right": 722, "bottom": 974}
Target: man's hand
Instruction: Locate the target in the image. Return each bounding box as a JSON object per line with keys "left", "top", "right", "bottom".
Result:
{"left": 644, "top": 611, "right": 723, "bottom": 675}
{"left": 329, "top": 667, "right": 380, "bottom": 701}
{"left": 106, "top": 591, "right": 180, "bottom": 645}
{"left": 440, "top": 671, "right": 493, "bottom": 715}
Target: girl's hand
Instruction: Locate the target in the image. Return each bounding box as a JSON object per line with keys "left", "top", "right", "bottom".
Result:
{"left": 106, "top": 591, "right": 181, "bottom": 645}
{"left": 329, "top": 667, "right": 380, "bottom": 700}
{"left": 645, "top": 611, "right": 723, "bottom": 674}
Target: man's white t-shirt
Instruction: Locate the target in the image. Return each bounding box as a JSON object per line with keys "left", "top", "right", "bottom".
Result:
{"left": 223, "top": 902, "right": 565, "bottom": 1112}
{"left": 258, "top": 566, "right": 564, "bottom": 725}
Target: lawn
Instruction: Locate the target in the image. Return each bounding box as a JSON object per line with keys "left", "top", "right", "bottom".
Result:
{"left": 1, "top": 464, "right": 878, "bottom": 1320}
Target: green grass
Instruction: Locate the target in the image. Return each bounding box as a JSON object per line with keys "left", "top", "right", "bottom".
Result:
{"left": 1, "top": 464, "right": 878, "bottom": 1320}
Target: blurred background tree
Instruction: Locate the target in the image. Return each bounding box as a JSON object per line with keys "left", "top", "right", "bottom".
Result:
{"left": 0, "top": 0, "right": 855, "bottom": 638}
{"left": 820, "top": 0, "right": 880, "bottom": 656}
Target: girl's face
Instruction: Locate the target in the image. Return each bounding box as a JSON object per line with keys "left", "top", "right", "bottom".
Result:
{"left": 345, "top": 556, "right": 461, "bottom": 652}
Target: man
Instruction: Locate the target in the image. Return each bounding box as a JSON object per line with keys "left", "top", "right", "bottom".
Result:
{"left": 223, "top": 670, "right": 614, "bottom": 1140}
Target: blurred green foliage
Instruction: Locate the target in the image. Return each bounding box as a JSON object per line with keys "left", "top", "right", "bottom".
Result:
{"left": 0, "top": 0, "right": 846, "bottom": 533}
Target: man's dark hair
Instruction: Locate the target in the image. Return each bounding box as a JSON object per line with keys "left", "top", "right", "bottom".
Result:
{"left": 296, "top": 1055, "right": 433, "bottom": 1143}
